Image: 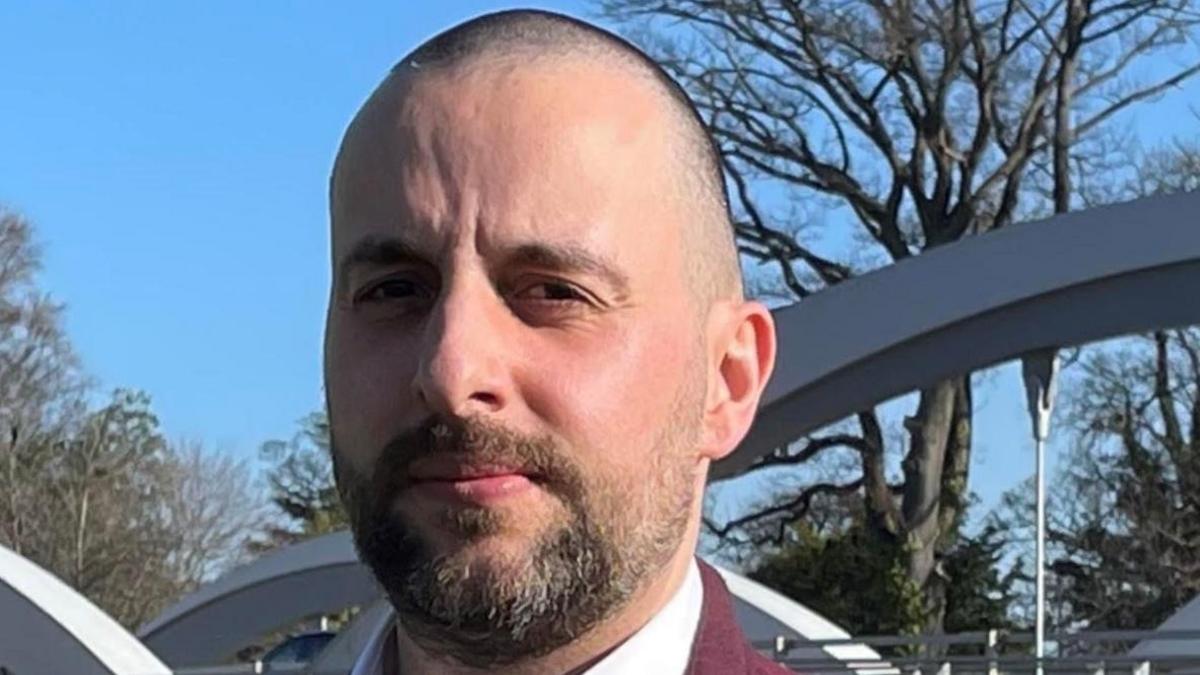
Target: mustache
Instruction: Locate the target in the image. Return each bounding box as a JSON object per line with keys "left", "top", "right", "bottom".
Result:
{"left": 368, "top": 415, "right": 584, "bottom": 498}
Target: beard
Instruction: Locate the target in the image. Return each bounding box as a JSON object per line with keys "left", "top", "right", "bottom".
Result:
{"left": 330, "top": 401, "right": 699, "bottom": 668}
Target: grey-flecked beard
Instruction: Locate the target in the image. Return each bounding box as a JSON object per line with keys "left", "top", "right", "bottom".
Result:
{"left": 332, "top": 415, "right": 695, "bottom": 669}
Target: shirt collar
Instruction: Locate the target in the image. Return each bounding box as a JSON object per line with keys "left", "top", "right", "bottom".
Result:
{"left": 349, "top": 605, "right": 391, "bottom": 675}
{"left": 581, "top": 557, "right": 703, "bottom": 675}
{"left": 350, "top": 558, "right": 704, "bottom": 675}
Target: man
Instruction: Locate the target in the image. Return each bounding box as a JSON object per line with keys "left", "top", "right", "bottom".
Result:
{"left": 325, "top": 8, "right": 786, "bottom": 674}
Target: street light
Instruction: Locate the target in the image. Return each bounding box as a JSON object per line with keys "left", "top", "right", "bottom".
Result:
{"left": 1021, "top": 348, "right": 1061, "bottom": 675}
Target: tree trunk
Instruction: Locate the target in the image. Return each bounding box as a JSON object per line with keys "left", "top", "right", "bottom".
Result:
{"left": 859, "top": 410, "right": 901, "bottom": 538}
{"left": 74, "top": 488, "right": 89, "bottom": 589}
{"left": 1053, "top": 0, "right": 1085, "bottom": 214}
{"left": 895, "top": 375, "right": 973, "bottom": 633}
{"left": 5, "top": 429, "right": 20, "bottom": 555}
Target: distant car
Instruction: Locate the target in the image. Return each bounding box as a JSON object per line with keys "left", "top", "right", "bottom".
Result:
{"left": 261, "top": 630, "right": 337, "bottom": 668}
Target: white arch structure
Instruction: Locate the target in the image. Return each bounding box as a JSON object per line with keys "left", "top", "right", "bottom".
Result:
{"left": 714, "top": 191, "right": 1200, "bottom": 479}
{"left": 1131, "top": 595, "right": 1200, "bottom": 659}
{"left": 0, "top": 543, "right": 170, "bottom": 675}
{"left": 139, "top": 530, "right": 886, "bottom": 672}
{"left": 137, "top": 530, "right": 381, "bottom": 668}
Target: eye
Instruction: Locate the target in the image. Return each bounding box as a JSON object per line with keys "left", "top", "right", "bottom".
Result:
{"left": 513, "top": 280, "right": 589, "bottom": 303}
{"left": 356, "top": 276, "right": 434, "bottom": 304}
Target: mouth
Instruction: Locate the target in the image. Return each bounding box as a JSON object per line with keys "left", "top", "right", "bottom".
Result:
{"left": 410, "top": 461, "right": 542, "bottom": 482}
{"left": 408, "top": 462, "right": 543, "bottom": 505}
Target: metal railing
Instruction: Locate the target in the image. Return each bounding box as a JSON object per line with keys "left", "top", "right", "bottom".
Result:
{"left": 168, "top": 629, "right": 1200, "bottom": 674}
{"left": 175, "top": 664, "right": 308, "bottom": 674}
{"left": 754, "top": 628, "right": 1200, "bottom": 674}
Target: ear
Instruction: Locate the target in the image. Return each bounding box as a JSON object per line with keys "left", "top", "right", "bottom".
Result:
{"left": 698, "top": 300, "right": 777, "bottom": 462}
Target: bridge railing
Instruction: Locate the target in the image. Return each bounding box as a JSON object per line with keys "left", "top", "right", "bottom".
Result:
{"left": 754, "top": 628, "right": 1200, "bottom": 674}
{"left": 165, "top": 628, "right": 1200, "bottom": 674}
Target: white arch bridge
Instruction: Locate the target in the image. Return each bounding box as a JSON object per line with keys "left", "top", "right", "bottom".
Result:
{"left": 1, "top": 192, "right": 1198, "bottom": 673}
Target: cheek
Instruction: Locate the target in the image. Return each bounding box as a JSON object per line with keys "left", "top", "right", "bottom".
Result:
{"left": 325, "top": 320, "right": 421, "bottom": 469}
{"left": 519, "top": 318, "right": 695, "bottom": 466}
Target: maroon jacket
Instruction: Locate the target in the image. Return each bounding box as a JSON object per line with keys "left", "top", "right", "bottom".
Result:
{"left": 687, "top": 559, "right": 797, "bottom": 674}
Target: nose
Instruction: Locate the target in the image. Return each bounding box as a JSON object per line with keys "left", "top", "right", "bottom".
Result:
{"left": 411, "top": 277, "right": 511, "bottom": 418}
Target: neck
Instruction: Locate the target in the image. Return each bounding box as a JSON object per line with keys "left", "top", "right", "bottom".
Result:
{"left": 389, "top": 530, "right": 701, "bottom": 675}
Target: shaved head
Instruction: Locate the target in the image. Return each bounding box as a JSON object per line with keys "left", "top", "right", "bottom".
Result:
{"left": 332, "top": 8, "right": 742, "bottom": 307}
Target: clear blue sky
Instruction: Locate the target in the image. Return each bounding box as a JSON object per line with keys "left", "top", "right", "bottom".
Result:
{"left": 1, "top": 2, "right": 1196, "bottom": 531}
{"left": 0, "top": 1, "right": 590, "bottom": 453}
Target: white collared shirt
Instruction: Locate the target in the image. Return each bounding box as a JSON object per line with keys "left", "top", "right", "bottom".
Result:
{"left": 350, "top": 559, "right": 704, "bottom": 675}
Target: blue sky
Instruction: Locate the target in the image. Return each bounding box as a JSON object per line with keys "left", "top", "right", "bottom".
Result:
{"left": 0, "top": 1, "right": 586, "bottom": 452}
{"left": 1, "top": 1, "right": 1197, "bottom": 532}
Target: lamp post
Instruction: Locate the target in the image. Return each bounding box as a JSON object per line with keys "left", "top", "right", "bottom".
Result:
{"left": 1021, "top": 348, "right": 1060, "bottom": 675}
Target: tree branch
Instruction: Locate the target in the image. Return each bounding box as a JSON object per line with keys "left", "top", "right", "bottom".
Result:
{"left": 742, "top": 433, "right": 871, "bottom": 477}
{"left": 703, "top": 478, "right": 865, "bottom": 537}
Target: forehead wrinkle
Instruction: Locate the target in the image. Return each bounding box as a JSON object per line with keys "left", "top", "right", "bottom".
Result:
{"left": 334, "top": 59, "right": 688, "bottom": 297}
{"left": 334, "top": 79, "right": 485, "bottom": 260}
{"left": 401, "top": 58, "right": 669, "bottom": 173}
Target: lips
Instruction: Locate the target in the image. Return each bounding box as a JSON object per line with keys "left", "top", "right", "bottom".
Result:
{"left": 408, "top": 461, "right": 541, "bottom": 483}
{"left": 407, "top": 462, "right": 542, "bottom": 505}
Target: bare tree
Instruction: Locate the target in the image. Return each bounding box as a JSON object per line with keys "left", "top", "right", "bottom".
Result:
{"left": 995, "top": 327, "right": 1200, "bottom": 637}
{"left": 1132, "top": 138, "right": 1200, "bottom": 196}
{"left": 0, "top": 208, "right": 86, "bottom": 558}
{"left": 0, "top": 209, "right": 266, "bottom": 629}
{"left": 8, "top": 390, "right": 266, "bottom": 629}
{"left": 161, "top": 440, "right": 267, "bottom": 587}
{"left": 598, "top": 0, "right": 1200, "bottom": 632}
{"left": 1053, "top": 329, "right": 1200, "bottom": 630}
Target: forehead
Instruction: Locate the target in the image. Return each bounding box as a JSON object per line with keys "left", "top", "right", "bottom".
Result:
{"left": 329, "top": 57, "right": 686, "bottom": 263}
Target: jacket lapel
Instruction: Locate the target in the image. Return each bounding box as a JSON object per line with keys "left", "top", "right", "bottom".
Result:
{"left": 685, "top": 558, "right": 752, "bottom": 674}
{"left": 685, "top": 558, "right": 795, "bottom": 675}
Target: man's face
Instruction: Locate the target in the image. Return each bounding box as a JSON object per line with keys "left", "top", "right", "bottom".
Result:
{"left": 325, "top": 59, "right": 708, "bottom": 662}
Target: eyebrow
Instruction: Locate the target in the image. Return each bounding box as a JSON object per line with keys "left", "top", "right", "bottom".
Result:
{"left": 336, "top": 235, "right": 632, "bottom": 297}
{"left": 503, "top": 243, "right": 631, "bottom": 298}
{"left": 337, "top": 235, "right": 430, "bottom": 291}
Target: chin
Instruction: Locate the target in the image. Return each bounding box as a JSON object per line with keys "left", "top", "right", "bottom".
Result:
{"left": 428, "top": 523, "right": 544, "bottom": 566}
